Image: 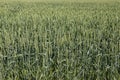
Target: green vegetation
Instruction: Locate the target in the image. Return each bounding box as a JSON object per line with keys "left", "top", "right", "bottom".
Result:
{"left": 0, "top": 0, "right": 120, "bottom": 80}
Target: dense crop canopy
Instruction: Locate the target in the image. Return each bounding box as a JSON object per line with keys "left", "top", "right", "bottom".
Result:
{"left": 0, "top": 0, "right": 120, "bottom": 80}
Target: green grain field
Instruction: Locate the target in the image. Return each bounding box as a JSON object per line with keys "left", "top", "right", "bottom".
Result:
{"left": 0, "top": 0, "right": 120, "bottom": 80}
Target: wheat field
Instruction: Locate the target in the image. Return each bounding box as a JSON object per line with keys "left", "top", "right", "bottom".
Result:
{"left": 0, "top": 0, "right": 120, "bottom": 80}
